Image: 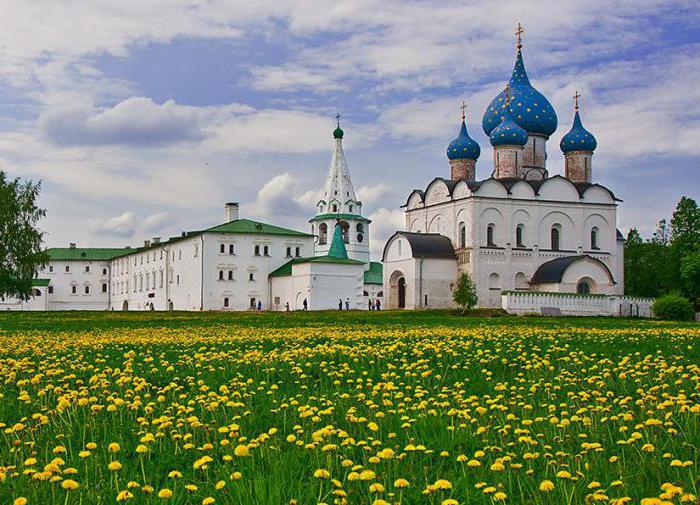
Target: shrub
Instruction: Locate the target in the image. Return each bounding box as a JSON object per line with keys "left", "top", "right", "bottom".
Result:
{"left": 652, "top": 294, "right": 695, "bottom": 321}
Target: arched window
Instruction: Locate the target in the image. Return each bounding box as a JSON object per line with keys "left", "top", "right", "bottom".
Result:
{"left": 254, "top": 245, "right": 260, "bottom": 256}
{"left": 488, "top": 272, "right": 500, "bottom": 289}
{"left": 458, "top": 222, "right": 466, "bottom": 248}
{"left": 219, "top": 270, "right": 224, "bottom": 280}
{"left": 229, "top": 244, "right": 235, "bottom": 255}
{"left": 339, "top": 221, "right": 350, "bottom": 243}
{"left": 286, "top": 246, "right": 292, "bottom": 257}
{"left": 263, "top": 245, "right": 269, "bottom": 256}
{"left": 591, "top": 227, "right": 599, "bottom": 250}
{"left": 349, "top": 205, "right": 354, "bottom": 213}
{"left": 318, "top": 223, "right": 328, "bottom": 245}
{"left": 295, "top": 247, "right": 300, "bottom": 257}
{"left": 228, "top": 270, "right": 234, "bottom": 280}
{"left": 551, "top": 225, "right": 561, "bottom": 251}
{"left": 220, "top": 243, "right": 225, "bottom": 254}
{"left": 102, "top": 283, "right": 107, "bottom": 293}
{"left": 487, "top": 224, "right": 495, "bottom": 247}
{"left": 577, "top": 279, "right": 592, "bottom": 294}
{"left": 356, "top": 223, "right": 364, "bottom": 243}
{"left": 332, "top": 204, "right": 338, "bottom": 212}
{"left": 223, "top": 297, "right": 229, "bottom": 308}
{"left": 515, "top": 224, "right": 524, "bottom": 248}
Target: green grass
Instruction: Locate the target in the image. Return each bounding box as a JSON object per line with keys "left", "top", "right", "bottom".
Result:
{"left": 0, "top": 311, "right": 697, "bottom": 505}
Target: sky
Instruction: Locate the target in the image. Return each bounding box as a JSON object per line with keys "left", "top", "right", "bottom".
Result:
{"left": 0, "top": 0, "right": 698, "bottom": 259}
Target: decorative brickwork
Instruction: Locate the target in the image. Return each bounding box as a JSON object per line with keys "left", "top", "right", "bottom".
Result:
{"left": 450, "top": 158, "right": 475, "bottom": 181}
{"left": 493, "top": 146, "right": 523, "bottom": 179}
{"left": 565, "top": 151, "right": 593, "bottom": 183}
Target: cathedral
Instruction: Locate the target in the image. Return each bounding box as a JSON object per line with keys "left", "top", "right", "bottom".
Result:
{"left": 382, "top": 27, "right": 628, "bottom": 311}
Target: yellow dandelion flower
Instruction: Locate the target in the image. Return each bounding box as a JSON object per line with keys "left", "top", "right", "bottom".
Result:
{"left": 61, "top": 479, "right": 79, "bottom": 490}
{"left": 158, "top": 489, "right": 173, "bottom": 499}
{"left": 539, "top": 480, "right": 554, "bottom": 492}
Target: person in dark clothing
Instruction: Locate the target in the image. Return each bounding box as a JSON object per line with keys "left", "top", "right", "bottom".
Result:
{"left": 302, "top": 299, "right": 308, "bottom": 311}
{"left": 257, "top": 300, "right": 262, "bottom": 311}
{"left": 338, "top": 299, "right": 343, "bottom": 310}
{"left": 345, "top": 298, "right": 350, "bottom": 310}
{"left": 285, "top": 302, "right": 290, "bottom": 311}
{"left": 368, "top": 299, "right": 373, "bottom": 310}
{"left": 375, "top": 299, "right": 381, "bottom": 310}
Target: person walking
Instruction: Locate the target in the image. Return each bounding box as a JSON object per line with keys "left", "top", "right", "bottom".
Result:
{"left": 375, "top": 299, "right": 381, "bottom": 311}
{"left": 345, "top": 298, "right": 350, "bottom": 310}
{"left": 338, "top": 299, "right": 343, "bottom": 310}
{"left": 257, "top": 300, "right": 262, "bottom": 311}
{"left": 285, "top": 302, "right": 290, "bottom": 311}
{"left": 303, "top": 298, "right": 308, "bottom": 311}
{"left": 368, "top": 298, "right": 373, "bottom": 310}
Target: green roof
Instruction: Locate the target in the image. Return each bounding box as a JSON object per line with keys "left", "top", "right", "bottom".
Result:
{"left": 328, "top": 223, "right": 348, "bottom": 259}
{"left": 309, "top": 213, "right": 371, "bottom": 223}
{"left": 32, "top": 278, "right": 51, "bottom": 287}
{"left": 269, "top": 256, "right": 365, "bottom": 278}
{"left": 48, "top": 248, "right": 135, "bottom": 261}
{"left": 206, "top": 219, "right": 312, "bottom": 237}
{"left": 363, "top": 262, "right": 383, "bottom": 285}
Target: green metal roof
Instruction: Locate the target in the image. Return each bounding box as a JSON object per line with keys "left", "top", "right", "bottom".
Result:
{"left": 269, "top": 256, "right": 365, "bottom": 278}
{"left": 363, "top": 261, "right": 383, "bottom": 285}
{"left": 328, "top": 223, "right": 348, "bottom": 259}
{"left": 206, "top": 219, "right": 312, "bottom": 237}
{"left": 309, "top": 213, "right": 371, "bottom": 223}
{"left": 32, "top": 278, "right": 51, "bottom": 287}
{"left": 48, "top": 248, "right": 135, "bottom": 261}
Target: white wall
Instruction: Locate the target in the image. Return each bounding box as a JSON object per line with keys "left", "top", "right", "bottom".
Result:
{"left": 502, "top": 291, "right": 654, "bottom": 317}
{"left": 41, "top": 260, "right": 112, "bottom": 310}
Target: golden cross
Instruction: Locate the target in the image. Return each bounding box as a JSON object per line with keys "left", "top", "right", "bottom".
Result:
{"left": 573, "top": 91, "right": 580, "bottom": 110}
{"left": 515, "top": 22, "right": 524, "bottom": 49}
{"left": 460, "top": 101, "right": 467, "bottom": 121}
{"left": 335, "top": 112, "right": 341, "bottom": 126}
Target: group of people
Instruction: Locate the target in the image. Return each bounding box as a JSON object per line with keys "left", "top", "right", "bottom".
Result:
{"left": 368, "top": 298, "right": 381, "bottom": 310}
{"left": 282, "top": 297, "right": 381, "bottom": 311}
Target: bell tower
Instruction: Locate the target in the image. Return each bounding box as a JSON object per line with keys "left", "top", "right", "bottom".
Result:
{"left": 310, "top": 116, "right": 370, "bottom": 264}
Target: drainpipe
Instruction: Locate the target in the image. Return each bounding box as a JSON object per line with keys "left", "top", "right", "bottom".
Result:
{"left": 418, "top": 258, "right": 424, "bottom": 308}
{"left": 200, "top": 235, "right": 205, "bottom": 311}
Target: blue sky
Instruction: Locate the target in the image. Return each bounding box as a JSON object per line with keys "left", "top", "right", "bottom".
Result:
{"left": 0, "top": 1, "right": 698, "bottom": 257}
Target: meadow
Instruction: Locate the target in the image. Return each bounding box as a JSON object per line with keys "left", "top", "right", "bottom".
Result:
{"left": 0, "top": 310, "right": 698, "bottom": 505}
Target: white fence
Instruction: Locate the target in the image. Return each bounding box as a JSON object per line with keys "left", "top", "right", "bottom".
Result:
{"left": 501, "top": 291, "right": 655, "bottom": 317}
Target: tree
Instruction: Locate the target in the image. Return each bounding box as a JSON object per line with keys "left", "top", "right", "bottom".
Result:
{"left": 670, "top": 197, "right": 700, "bottom": 252}
{"left": 453, "top": 272, "right": 478, "bottom": 313}
{"left": 0, "top": 171, "right": 50, "bottom": 301}
{"left": 680, "top": 252, "right": 700, "bottom": 308}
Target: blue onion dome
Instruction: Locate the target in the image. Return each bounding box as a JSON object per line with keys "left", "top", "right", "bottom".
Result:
{"left": 560, "top": 108, "right": 597, "bottom": 153}
{"left": 447, "top": 118, "right": 481, "bottom": 160}
{"left": 482, "top": 47, "right": 558, "bottom": 138}
{"left": 489, "top": 93, "right": 528, "bottom": 147}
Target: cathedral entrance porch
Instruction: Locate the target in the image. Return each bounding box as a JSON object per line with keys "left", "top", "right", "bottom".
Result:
{"left": 388, "top": 270, "right": 407, "bottom": 309}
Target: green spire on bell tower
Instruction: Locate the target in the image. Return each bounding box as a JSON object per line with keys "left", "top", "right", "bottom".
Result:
{"left": 333, "top": 113, "right": 344, "bottom": 139}
{"left": 328, "top": 221, "right": 348, "bottom": 259}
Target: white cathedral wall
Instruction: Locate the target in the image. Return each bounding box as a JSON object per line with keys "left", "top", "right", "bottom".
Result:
{"left": 308, "top": 262, "right": 365, "bottom": 310}
{"left": 402, "top": 181, "right": 623, "bottom": 308}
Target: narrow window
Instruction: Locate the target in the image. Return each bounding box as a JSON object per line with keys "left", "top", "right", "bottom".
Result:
{"left": 551, "top": 226, "right": 560, "bottom": 251}
{"left": 229, "top": 244, "right": 235, "bottom": 255}
{"left": 591, "top": 227, "right": 599, "bottom": 250}
{"left": 295, "top": 247, "right": 300, "bottom": 257}
{"left": 349, "top": 205, "right": 353, "bottom": 213}
{"left": 72, "top": 285, "right": 77, "bottom": 294}
{"left": 85, "top": 265, "right": 90, "bottom": 273}
{"left": 66, "top": 265, "right": 70, "bottom": 273}
{"left": 516, "top": 224, "right": 524, "bottom": 248}
{"left": 487, "top": 224, "right": 495, "bottom": 247}
{"left": 219, "top": 270, "right": 224, "bottom": 280}
{"left": 101, "top": 283, "right": 107, "bottom": 293}
{"left": 84, "top": 285, "right": 90, "bottom": 294}
{"left": 264, "top": 245, "right": 269, "bottom": 256}
{"left": 102, "top": 268, "right": 107, "bottom": 275}
{"left": 254, "top": 245, "right": 260, "bottom": 256}
{"left": 459, "top": 222, "right": 466, "bottom": 248}
{"left": 49, "top": 266, "right": 54, "bottom": 273}
{"left": 220, "top": 244, "right": 225, "bottom": 254}
{"left": 48, "top": 286, "right": 54, "bottom": 294}
{"left": 249, "top": 272, "right": 255, "bottom": 281}
{"left": 286, "top": 246, "right": 291, "bottom": 257}
{"left": 224, "top": 297, "right": 229, "bottom": 308}
{"left": 318, "top": 224, "right": 328, "bottom": 245}
{"left": 228, "top": 270, "right": 234, "bottom": 280}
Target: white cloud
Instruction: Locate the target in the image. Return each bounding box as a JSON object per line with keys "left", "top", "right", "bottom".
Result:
{"left": 90, "top": 211, "right": 138, "bottom": 237}
{"left": 367, "top": 207, "right": 404, "bottom": 258}
{"left": 39, "top": 97, "right": 205, "bottom": 146}
{"left": 247, "top": 173, "right": 308, "bottom": 222}
{"left": 357, "top": 183, "right": 394, "bottom": 206}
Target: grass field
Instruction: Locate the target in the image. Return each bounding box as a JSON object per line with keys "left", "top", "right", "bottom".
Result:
{"left": 0, "top": 310, "right": 698, "bottom": 505}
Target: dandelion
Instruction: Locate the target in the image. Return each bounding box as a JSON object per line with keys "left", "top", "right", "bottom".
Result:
{"left": 539, "top": 480, "right": 554, "bottom": 492}
{"left": 202, "top": 498, "right": 215, "bottom": 505}
{"left": 116, "top": 490, "right": 134, "bottom": 501}
{"left": 314, "top": 469, "right": 330, "bottom": 479}
{"left": 61, "top": 479, "right": 80, "bottom": 490}
{"left": 158, "top": 489, "right": 173, "bottom": 499}
{"left": 394, "top": 479, "right": 410, "bottom": 488}
{"left": 108, "top": 461, "right": 122, "bottom": 471}
{"left": 234, "top": 445, "right": 249, "bottom": 457}
{"left": 14, "top": 498, "right": 28, "bottom": 505}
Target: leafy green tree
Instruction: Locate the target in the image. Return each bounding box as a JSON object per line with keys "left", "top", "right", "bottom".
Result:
{"left": 0, "top": 171, "right": 49, "bottom": 301}
{"left": 453, "top": 272, "right": 478, "bottom": 313}
{"left": 680, "top": 252, "right": 700, "bottom": 308}
{"left": 670, "top": 197, "right": 700, "bottom": 252}
{"left": 624, "top": 229, "right": 671, "bottom": 298}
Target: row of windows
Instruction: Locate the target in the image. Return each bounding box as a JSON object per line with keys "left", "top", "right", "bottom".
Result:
{"left": 222, "top": 297, "right": 260, "bottom": 308}
{"left": 317, "top": 222, "right": 364, "bottom": 245}
{"left": 67, "top": 283, "right": 108, "bottom": 295}
{"left": 49, "top": 265, "right": 108, "bottom": 275}
{"left": 218, "top": 270, "right": 256, "bottom": 281}
{"left": 458, "top": 223, "right": 601, "bottom": 251}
